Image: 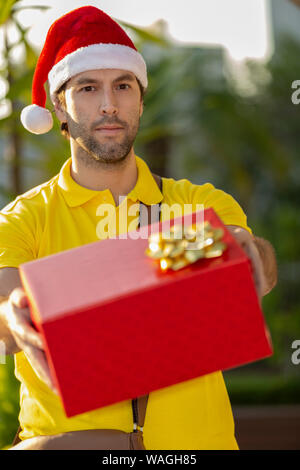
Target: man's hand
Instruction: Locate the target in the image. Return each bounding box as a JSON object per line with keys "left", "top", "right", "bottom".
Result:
{"left": 5, "top": 287, "right": 58, "bottom": 394}
{"left": 225, "top": 225, "right": 273, "bottom": 304}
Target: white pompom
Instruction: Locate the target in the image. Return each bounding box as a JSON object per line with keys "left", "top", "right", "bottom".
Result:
{"left": 21, "top": 104, "right": 53, "bottom": 134}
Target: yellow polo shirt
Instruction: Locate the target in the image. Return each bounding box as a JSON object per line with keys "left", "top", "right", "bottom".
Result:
{"left": 0, "top": 155, "right": 252, "bottom": 450}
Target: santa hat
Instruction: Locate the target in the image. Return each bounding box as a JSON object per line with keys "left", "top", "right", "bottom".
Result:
{"left": 20, "top": 6, "right": 147, "bottom": 134}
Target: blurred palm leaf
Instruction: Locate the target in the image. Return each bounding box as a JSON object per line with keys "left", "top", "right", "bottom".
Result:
{"left": 0, "top": 0, "right": 19, "bottom": 25}
{"left": 13, "top": 19, "right": 38, "bottom": 68}
{"left": 12, "top": 4, "right": 51, "bottom": 12}
{"left": 117, "top": 19, "right": 170, "bottom": 47}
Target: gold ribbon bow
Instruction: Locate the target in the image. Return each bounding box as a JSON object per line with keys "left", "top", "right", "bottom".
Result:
{"left": 145, "top": 221, "right": 227, "bottom": 271}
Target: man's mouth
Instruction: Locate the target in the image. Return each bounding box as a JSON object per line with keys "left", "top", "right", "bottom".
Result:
{"left": 95, "top": 125, "right": 124, "bottom": 134}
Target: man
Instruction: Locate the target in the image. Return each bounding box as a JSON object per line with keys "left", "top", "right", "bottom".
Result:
{"left": 0, "top": 6, "right": 277, "bottom": 450}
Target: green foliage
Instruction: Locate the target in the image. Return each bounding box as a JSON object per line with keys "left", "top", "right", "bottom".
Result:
{"left": 0, "top": 1, "right": 68, "bottom": 201}
{"left": 118, "top": 19, "right": 170, "bottom": 48}
{"left": 0, "top": 357, "right": 20, "bottom": 449}
{"left": 0, "top": 0, "right": 20, "bottom": 26}
{"left": 224, "top": 373, "right": 300, "bottom": 405}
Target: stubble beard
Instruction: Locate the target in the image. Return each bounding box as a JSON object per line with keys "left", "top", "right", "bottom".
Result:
{"left": 68, "top": 115, "right": 140, "bottom": 168}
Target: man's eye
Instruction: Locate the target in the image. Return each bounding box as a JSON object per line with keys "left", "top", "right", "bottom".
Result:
{"left": 117, "top": 83, "right": 130, "bottom": 90}
{"left": 81, "top": 86, "right": 95, "bottom": 92}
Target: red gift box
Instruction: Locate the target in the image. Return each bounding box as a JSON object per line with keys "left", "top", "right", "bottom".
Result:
{"left": 19, "top": 208, "right": 272, "bottom": 417}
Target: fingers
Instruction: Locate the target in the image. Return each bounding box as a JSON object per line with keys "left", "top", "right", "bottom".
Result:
{"left": 8, "top": 291, "right": 44, "bottom": 351}
{"left": 227, "top": 226, "right": 267, "bottom": 302}
{"left": 7, "top": 288, "right": 58, "bottom": 395}
{"left": 22, "top": 344, "right": 58, "bottom": 394}
{"left": 241, "top": 239, "right": 267, "bottom": 301}
{"left": 9, "top": 287, "right": 29, "bottom": 309}
{"left": 8, "top": 303, "right": 44, "bottom": 350}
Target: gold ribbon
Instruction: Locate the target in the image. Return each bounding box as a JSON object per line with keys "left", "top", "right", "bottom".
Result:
{"left": 145, "top": 221, "right": 227, "bottom": 271}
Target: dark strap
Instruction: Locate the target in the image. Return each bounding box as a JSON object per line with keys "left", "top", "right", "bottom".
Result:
{"left": 152, "top": 173, "right": 162, "bottom": 192}
{"left": 12, "top": 427, "right": 22, "bottom": 446}
{"left": 132, "top": 173, "right": 163, "bottom": 431}
{"left": 137, "top": 173, "right": 163, "bottom": 229}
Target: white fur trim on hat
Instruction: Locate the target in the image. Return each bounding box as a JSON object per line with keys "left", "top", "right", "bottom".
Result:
{"left": 20, "top": 104, "right": 53, "bottom": 134}
{"left": 48, "top": 43, "right": 147, "bottom": 100}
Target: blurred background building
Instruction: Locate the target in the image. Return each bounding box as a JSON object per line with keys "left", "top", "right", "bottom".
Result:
{"left": 271, "top": 0, "right": 300, "bottom": 44}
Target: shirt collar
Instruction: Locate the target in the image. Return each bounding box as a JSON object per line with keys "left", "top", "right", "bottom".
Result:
{"left": 58, "top": 155, "right": 163, "bottom": 208}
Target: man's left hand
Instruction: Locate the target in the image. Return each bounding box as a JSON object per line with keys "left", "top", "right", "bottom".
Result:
{"left": 225, "top": 225, "right": 270, "bottom": 304}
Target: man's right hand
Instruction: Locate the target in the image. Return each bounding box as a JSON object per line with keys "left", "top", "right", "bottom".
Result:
{"left": 6, "top": 287, "right": 58, "bottom": 394}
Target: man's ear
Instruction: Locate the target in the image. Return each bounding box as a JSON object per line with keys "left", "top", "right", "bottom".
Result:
{"left": 139, "top": 100, "right": 144, "bottom": 118}
{"left": 53, "top": 96, "right": 67, "bottom": 123}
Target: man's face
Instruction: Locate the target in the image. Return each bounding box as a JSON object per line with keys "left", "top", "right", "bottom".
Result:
{"left": 56, "top": 68, "right": 143, "bottom": 165}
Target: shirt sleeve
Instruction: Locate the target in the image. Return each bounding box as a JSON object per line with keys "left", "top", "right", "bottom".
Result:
{"left": 0, "top": 198, "right": 37, "bottom": 269}
{"left": 190, "top": 182, "right": 253, "bottom": 235}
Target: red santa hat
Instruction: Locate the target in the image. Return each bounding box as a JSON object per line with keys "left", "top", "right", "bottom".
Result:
{"left": 20, "top": 6, "right": 147, "bottom": 134}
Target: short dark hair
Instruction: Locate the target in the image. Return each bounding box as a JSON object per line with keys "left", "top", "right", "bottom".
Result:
{"left": 56, "top": 76, "right": 146, "bottom": 139}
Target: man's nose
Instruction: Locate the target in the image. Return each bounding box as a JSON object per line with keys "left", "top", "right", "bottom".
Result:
{"left": 99, "top": 90, "right": 118, "bottom": 115}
